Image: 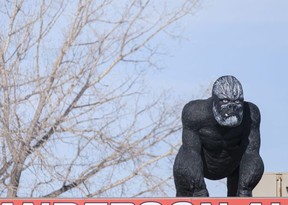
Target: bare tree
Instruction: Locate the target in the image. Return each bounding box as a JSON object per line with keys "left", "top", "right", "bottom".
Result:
{"left": 0, "top": 0, "right": 199, "bottom": 197}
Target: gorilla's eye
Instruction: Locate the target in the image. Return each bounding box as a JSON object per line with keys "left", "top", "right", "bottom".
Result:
{"left": 222, "top": 99, "right": 229, "bottom": 104}
{"left": 235, "top": 100, "right": 241, "bottom": 104}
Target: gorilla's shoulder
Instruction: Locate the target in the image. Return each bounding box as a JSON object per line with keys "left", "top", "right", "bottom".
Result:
{"left": 181, "top": 98, "right": 212, "bottom": 128}
{"left": 245, "top": 101, "right": 261, "bottom": 125}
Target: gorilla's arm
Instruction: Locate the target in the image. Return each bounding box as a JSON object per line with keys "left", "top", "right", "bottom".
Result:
{"left": 173, "top": 102, "right": 209, "bottom": 196}
{"left": 237, "top": 102, "right": 264, "bottom": 196}
{"left": 245, "top": 103, "right": 261, "bottom": 152}
{"left": 181, "top": 102, "right": 203, "bottom": 152}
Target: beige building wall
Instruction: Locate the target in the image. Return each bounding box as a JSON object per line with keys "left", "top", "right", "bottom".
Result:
{"left": 253, "top": 173, "right": 288, "bottom": 197}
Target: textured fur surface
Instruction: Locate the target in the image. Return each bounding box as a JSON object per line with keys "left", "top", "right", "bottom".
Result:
{"left": 212, "top": 76, "right": 243, "bottom": 100}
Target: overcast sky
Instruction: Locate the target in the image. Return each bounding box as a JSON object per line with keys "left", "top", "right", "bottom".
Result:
{"left": 150, "top": 0, "right": 288, "bottom": 196}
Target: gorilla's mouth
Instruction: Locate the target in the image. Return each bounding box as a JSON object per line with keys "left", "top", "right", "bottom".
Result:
{"left": 222, "top": 114, "right": 240, "bottom": 127}
{"left": 224, "top": 113, "right": 237, "bottom": 118}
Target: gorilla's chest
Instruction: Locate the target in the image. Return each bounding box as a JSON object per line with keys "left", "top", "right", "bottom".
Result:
{"left": 198, "top": 126, "right": 247, "bottom": 179}
{"left": 198, "top": 125, "right": 245, "bottom": 151}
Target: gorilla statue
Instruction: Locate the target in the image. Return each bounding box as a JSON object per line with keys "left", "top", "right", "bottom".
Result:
{"left": 173, "top": 75, "right": 264, "bottom": 197}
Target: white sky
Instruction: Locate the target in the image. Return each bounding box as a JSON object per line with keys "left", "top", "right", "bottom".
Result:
{"left": 149, "top": 0, "right": 288, "bottom": 196}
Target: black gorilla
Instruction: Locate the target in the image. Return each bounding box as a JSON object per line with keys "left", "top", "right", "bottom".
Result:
{"left": 173, "top": 75, "right": 264, "bottom": 197}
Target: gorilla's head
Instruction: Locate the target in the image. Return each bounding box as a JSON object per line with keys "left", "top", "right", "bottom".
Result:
{"left": 212, "top": 75, "right": 244, "bottom": 127}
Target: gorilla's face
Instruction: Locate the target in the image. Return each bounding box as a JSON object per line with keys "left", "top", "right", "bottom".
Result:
{"left": 212, "top": 76, "right": 244, "bottom": 127}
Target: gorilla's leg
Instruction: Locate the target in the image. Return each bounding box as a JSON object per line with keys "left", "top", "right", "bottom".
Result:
{"left": 237, "top": 152, "right": 264, "bottom": 196}
{"left": 227, "top": 168, "right": 239, "bottom": 196}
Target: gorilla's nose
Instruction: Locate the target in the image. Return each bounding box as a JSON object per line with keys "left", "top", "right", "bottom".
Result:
{"left": 227, "top": 103, "right": 236, "bottom": 110}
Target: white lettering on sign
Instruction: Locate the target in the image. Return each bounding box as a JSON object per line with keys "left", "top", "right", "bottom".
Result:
{"left": 0, "top": 200, "right": 284, "bottom": 205}
{"left": 111, "top": 203, "right": 134, "bottom": 205}
{"left": 85, "top": 203, "right": 108, "bottom": 205}
{"left": 141, "top": 202, "right": 161, "bottom": 205}
{"left": 172, "top": 202, "right": 192, "bottom": 205}
{"left": 54, "top": 203, "right": 78, "bottom": 205}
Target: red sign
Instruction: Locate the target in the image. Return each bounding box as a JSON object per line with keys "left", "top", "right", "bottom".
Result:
{"left": 0, "top": 199, "right": 287, "bottom": 205}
